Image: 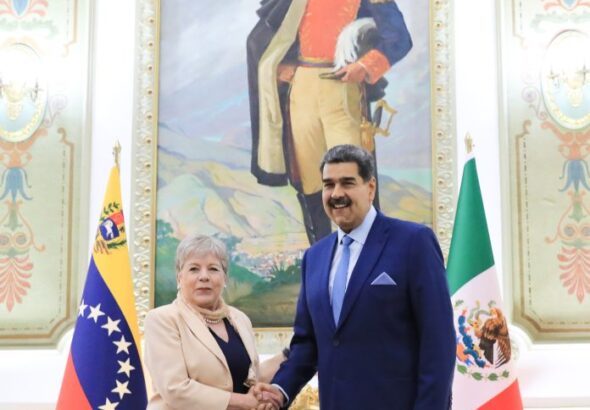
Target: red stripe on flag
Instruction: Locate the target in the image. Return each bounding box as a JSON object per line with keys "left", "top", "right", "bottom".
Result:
{"left": 478, "top": 380, "right": 523, "bottom": 410}
{"left": 56, "top": 352, "right": 92, "bottom": 410}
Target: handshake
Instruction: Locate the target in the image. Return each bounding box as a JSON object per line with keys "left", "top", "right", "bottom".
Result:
{"left": 232, "top": 382, "right": 285, "bottom": 410}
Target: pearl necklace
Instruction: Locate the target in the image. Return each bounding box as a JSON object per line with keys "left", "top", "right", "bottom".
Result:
{"left": 179, "top": 296, "right": 227, "bottom": 325}
{"left": 204, "top": 316, "right": 223, "bottom": 325}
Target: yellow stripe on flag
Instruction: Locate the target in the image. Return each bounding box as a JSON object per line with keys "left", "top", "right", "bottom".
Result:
{"left": 92, "top": 166, "right": 142, "bottom": 353}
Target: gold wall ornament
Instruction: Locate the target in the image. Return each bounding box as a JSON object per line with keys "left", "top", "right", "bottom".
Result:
{"left": 288, "top": 385, "right": 320, "bottom": 410}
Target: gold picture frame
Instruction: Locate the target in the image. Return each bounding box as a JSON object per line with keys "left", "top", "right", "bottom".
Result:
{"left": 131, "top": 0, "right": 456, "bottom": 351}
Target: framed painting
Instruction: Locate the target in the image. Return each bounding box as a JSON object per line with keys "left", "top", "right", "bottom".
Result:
{"left": 500, "top": 0, "right": 590, "bottom": 341}
{"left": 132, "top": 0, "right": 455, "bottom": 351}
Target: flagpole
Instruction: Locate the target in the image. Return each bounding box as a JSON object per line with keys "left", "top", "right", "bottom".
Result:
{"left": 465, "top": 132, "right": 473, "bottom": 154}
{"left": 113, "top": 140, "right": 122, "bottom": 169}
{"left": 57, "top": 141, "right": 148, "bottom": 409}
{"left": 447, "top": 135, "right": 523, "bottom": 409}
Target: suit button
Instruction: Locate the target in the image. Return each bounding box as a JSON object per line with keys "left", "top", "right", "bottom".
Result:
{"left": 333, "top": 339, "right": 340, "bottom": 347}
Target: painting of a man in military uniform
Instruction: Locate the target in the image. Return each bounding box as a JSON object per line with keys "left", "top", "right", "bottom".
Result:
{"left": 247, "top": 0, "right": 413, "bottom": 244}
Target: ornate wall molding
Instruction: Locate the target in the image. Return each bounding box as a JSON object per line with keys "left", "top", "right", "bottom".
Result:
{"left": 501, "top": 0, "right": 590, "bottom": 340}
{"left": 0, "top": 0, "right": 91, "bottom": 347}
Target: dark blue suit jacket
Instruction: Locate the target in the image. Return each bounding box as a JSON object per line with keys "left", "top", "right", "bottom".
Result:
{"left": 273, "top": 213, "right": 456, "bottom": 410}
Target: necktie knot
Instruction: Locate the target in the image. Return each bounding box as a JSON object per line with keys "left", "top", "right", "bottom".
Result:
{"left": 341, "top": 235, "right": 353, "bottom": 247}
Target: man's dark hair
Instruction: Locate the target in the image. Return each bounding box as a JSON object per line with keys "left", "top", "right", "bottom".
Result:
{"left": 320, "top": 144, "right": 375, "bottom": 182}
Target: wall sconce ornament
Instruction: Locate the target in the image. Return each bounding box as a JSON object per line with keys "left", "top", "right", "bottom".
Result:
{"left": 0, "top": 42, "right": 47, "bottom": 143}
{"left": 541, "top": 30, "right": 590, "bottom": 130}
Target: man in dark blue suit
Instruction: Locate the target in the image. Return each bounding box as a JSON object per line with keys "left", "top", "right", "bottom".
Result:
{"left": 256, "top": 144, "right": 455, "bottom": 410}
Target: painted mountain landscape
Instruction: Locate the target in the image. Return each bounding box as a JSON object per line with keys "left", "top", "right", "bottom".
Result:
{"left": 155, "top": 135, "right": 431, "bottom": 325}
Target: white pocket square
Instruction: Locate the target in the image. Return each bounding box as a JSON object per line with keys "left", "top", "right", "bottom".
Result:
{"left": 371, "top": 272, "right": 396, "bottom": 286}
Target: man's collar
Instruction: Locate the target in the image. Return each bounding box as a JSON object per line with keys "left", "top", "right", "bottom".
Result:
{"left": 337, "top": 206, "right": 377, "bottom": 246}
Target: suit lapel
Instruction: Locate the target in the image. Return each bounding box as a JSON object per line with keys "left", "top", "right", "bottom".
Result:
{"left": 175, "top": 299, "right": 229, "bottom": 372}
{"left": 336, "top": 213, "right": 389, "bottom": 329}
{"left": 318, "top": 234, "right": 339, "bottom": 331}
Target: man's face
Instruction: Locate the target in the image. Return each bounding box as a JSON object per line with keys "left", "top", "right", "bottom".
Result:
{"left": 321, "top": 162, "right": 376, "bottom": 233}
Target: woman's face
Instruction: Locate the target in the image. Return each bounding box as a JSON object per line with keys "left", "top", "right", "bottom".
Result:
{"left": 177, "top": 252, "right": 226, "bottom": 310}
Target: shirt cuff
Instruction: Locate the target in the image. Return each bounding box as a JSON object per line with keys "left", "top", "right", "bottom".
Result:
{"left": 358, "top": 49, "right": 391, "bottom": 84}
{"left": 272, "top": 383, "right": 289, "bottom": 405}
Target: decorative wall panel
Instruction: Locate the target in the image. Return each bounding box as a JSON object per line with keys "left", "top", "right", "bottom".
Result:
{"left": 502, "top": 0, "right": 590, "bottom": 340}
{"left": 0, "top": 0, "right": 90, "bottom": 346}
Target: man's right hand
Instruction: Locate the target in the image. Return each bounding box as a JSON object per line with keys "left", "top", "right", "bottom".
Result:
{"left": 252, "top": 382, "right": 284, "bottom": 410}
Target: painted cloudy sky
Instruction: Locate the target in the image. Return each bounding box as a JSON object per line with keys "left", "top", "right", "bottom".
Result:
{"left": 157, "top": 0, "right": 431, "bottom": 176}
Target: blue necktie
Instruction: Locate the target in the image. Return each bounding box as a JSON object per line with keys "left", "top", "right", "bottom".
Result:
{"left": 332, "top": 235, "right": 353, "bottom": 325}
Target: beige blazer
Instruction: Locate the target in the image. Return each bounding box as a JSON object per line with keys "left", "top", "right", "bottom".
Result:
{"left": 144, "top": 299, "right": 260, "bottom": 410}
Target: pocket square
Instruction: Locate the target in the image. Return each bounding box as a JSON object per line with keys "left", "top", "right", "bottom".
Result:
{"left": 371, "top": 272, "right": 396, "bottom": 286}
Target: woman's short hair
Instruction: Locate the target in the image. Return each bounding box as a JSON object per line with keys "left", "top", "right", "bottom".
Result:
{"left": 175, "top": 234, "right": 229, "bottom": 274}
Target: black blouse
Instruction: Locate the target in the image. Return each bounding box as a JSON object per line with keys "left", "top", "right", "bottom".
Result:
{"left": 209, "top": 318, "right": 252, "bottom": 394}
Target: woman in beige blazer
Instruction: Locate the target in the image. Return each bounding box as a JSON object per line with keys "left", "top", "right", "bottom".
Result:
{"left": 144, "top": 234, "right": 273, "bottom": 410}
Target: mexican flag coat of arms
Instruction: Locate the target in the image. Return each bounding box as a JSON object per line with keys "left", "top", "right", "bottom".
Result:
{"left": 447, "top": 153, "right": 523, "bottom": 409}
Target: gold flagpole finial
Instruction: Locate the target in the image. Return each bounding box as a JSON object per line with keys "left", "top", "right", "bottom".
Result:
{"left": 113, "top": 140, "right": 122, "bottom": 168}
{"left": 465, "top": 133, "right": 473, "bottom": 154}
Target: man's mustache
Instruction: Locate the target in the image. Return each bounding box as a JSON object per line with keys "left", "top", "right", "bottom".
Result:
{"left": 328, "top": 197, "right": 351, "bottom": 208}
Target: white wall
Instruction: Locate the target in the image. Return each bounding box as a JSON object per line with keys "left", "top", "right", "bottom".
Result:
{"left": 0, "top": 1, "right": 588, "bottom": 409}
{"left": 454, "top": 0, "right": 590, "bottom": 408}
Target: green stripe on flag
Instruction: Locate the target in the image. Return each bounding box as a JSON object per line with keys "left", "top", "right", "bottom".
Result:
{"left": 447, "top": 158, "right": 495, "bottom": 295}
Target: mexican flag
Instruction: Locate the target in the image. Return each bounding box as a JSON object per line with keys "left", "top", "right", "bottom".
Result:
{"left": 447, "top": 154, "right": 523, "bottom": 409}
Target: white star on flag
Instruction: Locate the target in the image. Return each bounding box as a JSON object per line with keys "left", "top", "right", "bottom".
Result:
{"left": 78, "top": 299, "right": 88, "bottom": 317}
{"left": 87, "top": 303, "right": 105, "bottom": 323}
{"left": 101, "top": 317, "right": 121, "bottom": 336}
{"left": 112, "top": 380, "right": 131, "bottom": 399}
{"left": 117, "top": 358, "right": 135, "bottom": 377}
{"left": 113, "top": 335, "right": 132, "bottom": 354}
{"left": 98, "top": 398, "right": 119, "bottom": 410}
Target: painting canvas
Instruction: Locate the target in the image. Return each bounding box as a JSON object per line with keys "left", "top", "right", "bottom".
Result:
{"left": 133, "top": 0, "right": 455, "bottom": 329}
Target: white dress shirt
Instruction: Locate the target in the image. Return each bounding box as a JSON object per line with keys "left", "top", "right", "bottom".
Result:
{"left": 328, "top": 206, "right": 377, "bottom": 299}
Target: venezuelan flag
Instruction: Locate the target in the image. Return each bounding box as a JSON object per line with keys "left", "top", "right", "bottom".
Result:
{"left": 57, "top": 166, "right": 147, "bottom": 410}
